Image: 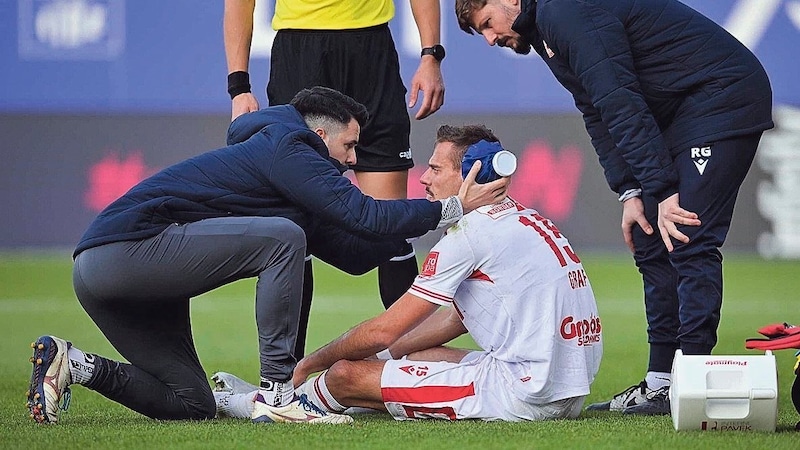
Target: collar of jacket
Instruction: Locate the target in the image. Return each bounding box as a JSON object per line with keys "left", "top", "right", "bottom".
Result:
{"left": 512, "top": 0, "right": 545, "bottom": 55}
{"left": 329, "top": 157, "right": 348, "bottom": 174}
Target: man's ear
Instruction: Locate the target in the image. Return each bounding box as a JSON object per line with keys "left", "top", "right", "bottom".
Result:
{"left": 314, "top": 127, "right": 326, "bottom": 140}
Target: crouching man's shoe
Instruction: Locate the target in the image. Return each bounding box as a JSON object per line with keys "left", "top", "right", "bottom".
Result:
{"left": 27, "top": 336, "right": 73, "bottom": 424}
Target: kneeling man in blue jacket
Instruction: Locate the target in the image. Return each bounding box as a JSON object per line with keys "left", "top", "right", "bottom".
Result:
{"left": 26, "top": 86, "right": 509, "bottom": 425}
{"left": 455, "top": 0, "right": 774, "bottom": 415}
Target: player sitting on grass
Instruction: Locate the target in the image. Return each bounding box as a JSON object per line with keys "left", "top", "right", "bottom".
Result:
{"left": 26, "top": 88, "right": 508, "bottom": 425}
{"left": 212, "top": 124, "right": 603, "bottom": 422}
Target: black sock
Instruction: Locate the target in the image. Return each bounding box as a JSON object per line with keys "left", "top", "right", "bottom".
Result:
{"left": 293, "top": 259, "right": 314, "bottom": 360}
{"left": 378, "top": 245, "right": 418, "bottom": 309}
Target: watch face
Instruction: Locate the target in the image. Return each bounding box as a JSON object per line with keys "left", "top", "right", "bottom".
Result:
{"left": 434, "top": 45, "right": 445, "bottom": 60}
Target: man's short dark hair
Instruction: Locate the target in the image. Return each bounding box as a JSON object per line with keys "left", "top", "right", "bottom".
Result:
{"left": 455, "top": 0, "right": 489, "bottom": 35}
{"left": 435, "top": 124, "right": 500, "bottom": 168}
{"left": 290, "top": 86, "right": 368, "bottom": 128}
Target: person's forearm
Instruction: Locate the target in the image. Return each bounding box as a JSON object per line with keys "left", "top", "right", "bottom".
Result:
{"left": 301, "top": 321, "right": 392, "bottom": 376}
{"left": 410, "top": 0, "right": 441, "bottom": 47}
{"left": 299, "top": 295, "right": 439, "bottom": 377}
{"left": 224, "top": 0, "right": 255, "bottom": 73}
{"left": 388, "top": 307, "right": 466, "bottom": 358}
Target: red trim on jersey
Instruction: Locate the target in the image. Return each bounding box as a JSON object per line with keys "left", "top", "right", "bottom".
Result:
{"left": 453, "top": 302, "right": 464, "bottom": 320}
{"left": 382, "top": 383, "right": 476, "bottom": 403}
{"left": 409, "top": 285, "right": 453, "bottom": 303}
{"left": 467, "top": 269, "right": 493, "bottom": 282}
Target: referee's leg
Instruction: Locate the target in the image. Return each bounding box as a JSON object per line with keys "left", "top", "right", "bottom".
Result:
{"left": 353, "top": 171, "right": 419, "bottom": 308}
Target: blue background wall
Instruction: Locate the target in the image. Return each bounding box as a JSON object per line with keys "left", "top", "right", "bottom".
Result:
{"left": 1, "top": 0, "right": 799, "bottom": 256}
{"left": 2, "top": 0, "right": 798, "bottom": 114}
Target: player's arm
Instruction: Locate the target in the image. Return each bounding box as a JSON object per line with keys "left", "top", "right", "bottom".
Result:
{"left": 224, "top": 0, "right": 259, "bottom": 120}
{"left": 386, "top": 306, "right": 467, "bottom": 358}
{"left": 408, "top": 0, "right": 445, "bottom": 119}
{"left": 292, "top": 292, "right": 439, "bottom": 386}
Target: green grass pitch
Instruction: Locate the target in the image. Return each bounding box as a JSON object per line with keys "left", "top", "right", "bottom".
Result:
{"left": 2, "top": 250, "right": 799, "bottom": 449}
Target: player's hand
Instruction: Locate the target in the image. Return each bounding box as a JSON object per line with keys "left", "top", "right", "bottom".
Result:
{"left": 408, "top": 58, "right": 444, "bottom": 120}
{"left": 657, "top": 193, "right": 701, "bottom": 252}
{"left": 458, "top": 161, "right": 509, "bottom": 213}
{"left": 231, "top": 92, "right": 260, "bottom": 121}
{"left": 621, "top": 196, "right": 653, "bottom": 253}
{"left": 291, "top": 358, "right": 312, "bottom": 388}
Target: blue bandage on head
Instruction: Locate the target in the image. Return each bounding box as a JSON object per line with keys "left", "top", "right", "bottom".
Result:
{"left": 461, "top": 140, "right": 517, "bottom": 184}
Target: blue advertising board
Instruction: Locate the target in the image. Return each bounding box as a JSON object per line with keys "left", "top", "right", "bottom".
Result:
{"left": 1, "top": 0, "right": 798, "bottom": 114}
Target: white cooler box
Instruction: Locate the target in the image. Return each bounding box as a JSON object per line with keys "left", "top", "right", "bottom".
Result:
{"left": 669, "top": 350, "right": 778, "bottom": 432}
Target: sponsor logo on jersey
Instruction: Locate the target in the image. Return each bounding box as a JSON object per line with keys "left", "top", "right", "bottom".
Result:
{"left": 560, "top": 314, "right": 602, "bottom": 346}
{"left": 421, "top": 251, "right": 439, "bottom": 277}
{"left": 691, "top": 145, "right": 711, "bottom": 175}
{"left": 485, "top": 199, "right": 516, "bottom": 216}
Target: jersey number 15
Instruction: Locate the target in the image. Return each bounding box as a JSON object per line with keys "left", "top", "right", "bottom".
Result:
{"left": 519, "top": 213, "right": 580, "bottom": 267}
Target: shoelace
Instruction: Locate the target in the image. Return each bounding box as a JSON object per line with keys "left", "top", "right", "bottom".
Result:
{"left": 646, "top": 387, "right": 669, "bottom": 402}
{"left": 617, "top": 380, "right": 647, "bottom": 399}
{"left": 298, "top": 394, "right": 327, "bottom": 416}
{"left": 60, "top": 386, "right": 72, "bottom": 413}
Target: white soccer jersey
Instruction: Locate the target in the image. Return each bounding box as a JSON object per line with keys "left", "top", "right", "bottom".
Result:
{"left": 408, "top": 197, "right": 602, "bottom": 404}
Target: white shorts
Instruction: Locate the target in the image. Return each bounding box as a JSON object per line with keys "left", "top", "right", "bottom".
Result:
{"left": 380, "top": 352, "right": 585, "bottom": 421}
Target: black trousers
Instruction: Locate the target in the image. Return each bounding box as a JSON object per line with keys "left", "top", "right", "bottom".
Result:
{"left": 630, "top": 132, "right": 762, "bottom": 373}
{"left": 267, "top": 24, "right": 412, "bottom": 172}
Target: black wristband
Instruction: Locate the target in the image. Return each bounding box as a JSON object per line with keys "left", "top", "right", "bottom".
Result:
{"left": 227, "top": 71, "right": 251, "bottom": 99}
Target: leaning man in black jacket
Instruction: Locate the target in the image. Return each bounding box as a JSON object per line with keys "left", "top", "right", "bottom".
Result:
{"left": 26, "top": 86, "right": 508, "bottom": 425}
{"left": 455, "top": 0, "right": 773, "bottom": 415}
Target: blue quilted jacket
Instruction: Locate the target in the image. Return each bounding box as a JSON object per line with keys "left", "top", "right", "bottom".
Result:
{"left": 513, "top": 0, "right": 773, "bottom": 201}
{"left": 75, "top": 105, "right": 440, "bottom": 274}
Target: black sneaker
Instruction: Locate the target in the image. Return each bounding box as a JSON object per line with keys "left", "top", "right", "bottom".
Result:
{"left": 585, "top": 380, "right": 651, "bottom": 411}
{"left": 622, "top": 385, "right": 671, "bottom": 415}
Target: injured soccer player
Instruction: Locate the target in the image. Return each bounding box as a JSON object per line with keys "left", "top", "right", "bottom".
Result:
{"left": 213, "top": 124, "right": 603, "bottom": 422}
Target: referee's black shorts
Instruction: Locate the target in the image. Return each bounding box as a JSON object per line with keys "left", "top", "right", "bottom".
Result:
{"left": 267, "top": 24, "right": 413, "bottom": 172}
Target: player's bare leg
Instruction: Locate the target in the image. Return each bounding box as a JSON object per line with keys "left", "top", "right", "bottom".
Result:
{"left": 309, "top": 348, "right": 470, "bottom": 414}
{"left": 404, "top": 347, "right": 470, "bottom": 363}
{"left": 353, "top": 170, "right": 408, "bottom": 200}
{"left": 317, "top": 360, "right": 387, "bottom": 411}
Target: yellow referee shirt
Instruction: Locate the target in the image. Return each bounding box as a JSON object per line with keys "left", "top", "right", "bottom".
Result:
{"left": 273, "top": 0, "right": 394, "bottom": 30}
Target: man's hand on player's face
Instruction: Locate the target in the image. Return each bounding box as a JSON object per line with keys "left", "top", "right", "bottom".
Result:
{"left": 458, "top": 161, "right": 510, "bottom": 213}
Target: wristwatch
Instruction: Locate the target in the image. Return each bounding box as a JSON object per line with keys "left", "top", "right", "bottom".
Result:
{"left": 421, "top": 44, "right": 446, "bottom": 62}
